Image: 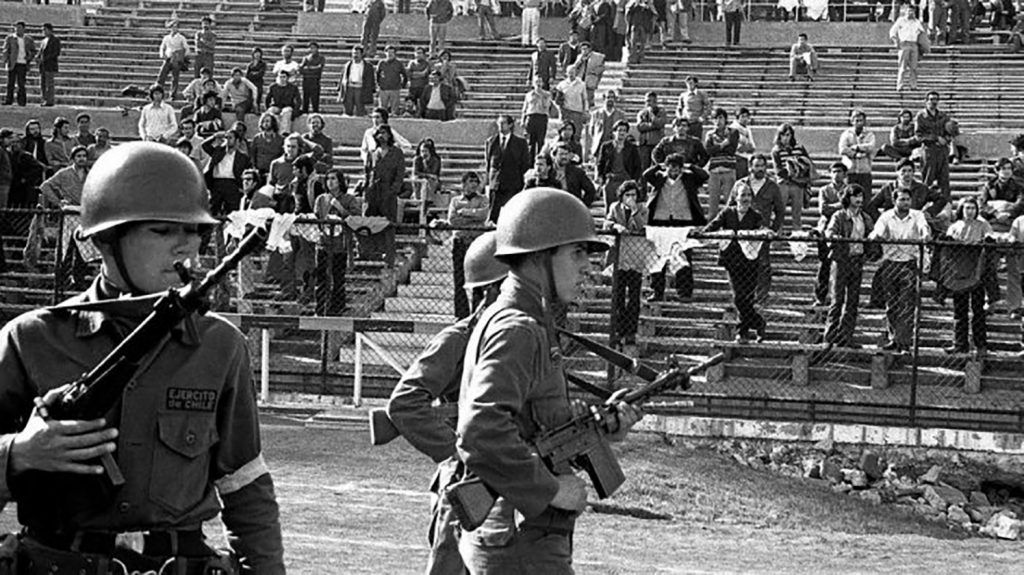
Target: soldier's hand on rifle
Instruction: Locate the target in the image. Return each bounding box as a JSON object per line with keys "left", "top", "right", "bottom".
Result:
{"left": 550, "top": 474, "right": 587, "bottom": 512}
{"left": 9, "top": 386, "right": 118, "bottom": 476}
{"left": 602, "top": 388, "right": 644, "bottom": 442}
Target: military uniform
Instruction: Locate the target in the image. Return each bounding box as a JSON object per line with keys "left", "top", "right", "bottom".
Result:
{"left": 456, "top": 275, "right": 576, "bottom": 574}
{"left": 387, "top": 316, "right": 474, "bottom": 575}
{"left": 0, "top": 279, "right": 285, "bottom": 574}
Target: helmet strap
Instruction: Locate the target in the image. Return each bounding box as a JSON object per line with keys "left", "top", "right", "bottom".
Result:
{"left": 541, "top": 249, "right": 562, "bottom": 310}
{"left": 110, "top": 231, "right": 145, "bottom": 296}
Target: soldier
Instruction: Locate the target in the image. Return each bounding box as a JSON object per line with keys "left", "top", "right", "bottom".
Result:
{"left": 386, "top": 231, "right": 509, "bottom": 575}
{"left": 456, "top": 188, "right": 643, "bottom": 572}
{"left": 0, "top": 142, "right": 285, "bottom": 573}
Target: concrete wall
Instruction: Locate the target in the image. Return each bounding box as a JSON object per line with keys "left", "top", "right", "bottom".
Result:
{"left": 1, "top": 5, "right": 85, "bottom": 27}
{"left": 298, "top": 13, "right": 892, "bottom": 47}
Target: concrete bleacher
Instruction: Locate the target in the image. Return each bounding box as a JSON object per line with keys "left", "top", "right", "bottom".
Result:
{"left": 86, "top": 0, "right": 305, "bottom": 32}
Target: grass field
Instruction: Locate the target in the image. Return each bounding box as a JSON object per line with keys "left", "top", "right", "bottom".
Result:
{"left": 6, "top": 417, "right": 1022, "bottom": 573}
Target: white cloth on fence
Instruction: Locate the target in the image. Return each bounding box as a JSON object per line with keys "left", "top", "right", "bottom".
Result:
{"left": 645, "top": 227, "right": 703, "bottom": 274}
{"left": 61, "top": 209, "right": 102, "bottom": 262}
{"left": 714, "top": 231, "right": 764, "bottom": 261}
{"left": 266, "top": 213, "right": 298, "bottom": 253}
{"left": 788, "top": 230, "right": 813, "bottom": 262}
{"left": 223, "top": 208, "right": 277, "bottom": 241}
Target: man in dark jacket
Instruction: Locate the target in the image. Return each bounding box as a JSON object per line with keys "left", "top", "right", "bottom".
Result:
{"left": 418, "top": 69, "right": 456, "bottom": 121}
{"left": 3, "top": 21, "right": 36, "bottom": 106}
{"left": 652, "top": 116, "right": 709, "bottom": 167}
{"left": 483, "top": 114, "right": 530, "bottom": 222}
{"left": 644, "top": 153, "right": 708, "bottom": 301}
{"left": 728, "top": 153, "right": 783, "bottom": 305}
{"left": 529, "top": 38, "right": 558, "bottom": 90}
{"left": 552, "top": 142, "right": 597, "bottom": 206}
{"left": 38, "top": 23, "right": 60, "bottom": 107}
{"left": 202, "top": 128, "right": 251, "bottom": 215}
{"left": 596, "top": 120, "right": 642, "bottom": 206}
{"left": 636, "top": 92, "right": 667, "bottom": 173}
{"left": 337, "top": 45, "right": 376, "bottom": 117}
{"left": 823, "top": 184, "right": 874, "bottom": 348}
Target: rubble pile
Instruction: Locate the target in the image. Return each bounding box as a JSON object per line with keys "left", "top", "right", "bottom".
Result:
{"left": 710, "top": 438, "right": 1024, "bottom": 540}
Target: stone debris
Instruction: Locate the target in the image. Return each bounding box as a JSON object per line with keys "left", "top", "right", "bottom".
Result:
{"left": 920, "top": 465, "right": 943, "bottom": 484}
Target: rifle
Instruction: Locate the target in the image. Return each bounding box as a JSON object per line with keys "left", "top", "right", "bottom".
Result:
{"left": 31, "top": 226, "right": 268, "bottom": 492}
{"left": 369, "top": 373, "right": 610, "bottom": 446}
{"left": 447, "top": 339, "right": 725, "bottom": 530}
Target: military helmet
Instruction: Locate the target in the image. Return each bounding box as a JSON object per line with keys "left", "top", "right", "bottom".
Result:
{"left": 463, "top": 231, "right": 509, "bottom": 289}
{"left": 494, "top": 187, "right": 608, "bottom": 258}
{"left": 78, "top": 141, "right": 218, "bottom": 238}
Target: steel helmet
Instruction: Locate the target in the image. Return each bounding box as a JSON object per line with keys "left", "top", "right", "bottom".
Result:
{"left": 494, "top": 187, "right": 609, "bottom": 258}
{"left": 463, "top": 231, "right": 510, "bottom": 289}
{"left": 78, "top": 141, "right": 218, "bottom": 238}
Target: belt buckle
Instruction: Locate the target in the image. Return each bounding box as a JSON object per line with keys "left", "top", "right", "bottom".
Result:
{"left": 114, "top": 531, "right": 145, "bottom": 555}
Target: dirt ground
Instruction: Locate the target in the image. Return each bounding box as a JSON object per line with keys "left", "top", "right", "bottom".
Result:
{"left": 5, "top": 417, "right": 1021, "bottom": 574}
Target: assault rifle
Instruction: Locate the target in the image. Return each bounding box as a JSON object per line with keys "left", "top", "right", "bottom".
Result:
{"left": 369, "top": 373, "right": 611, "bottom": 446}
{"left": 33, "top": 226, "right": 268, "bottom": 491}
{"left": 446, "top": 336, "right": 725, "bottom": 530}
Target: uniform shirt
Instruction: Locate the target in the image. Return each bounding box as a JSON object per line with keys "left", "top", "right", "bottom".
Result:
{"left": 138, "top": 101, "right": 178, "bottom": 141}
{"left": 838, "top": 127, "right": 877, "bottom": 174}
{"left": 387, "top": 315, "right": 477, "bottom": 463}
{"left": 159, "top": 32, "right": 188, "bottom": 59}
{"left": 38, "top": 165, "right": 87, "bottom": 207}
{"left": 870, "top": 208, "right": 931, "bottom": 262}
{"left": 456, "top": 274, "right": 571, "bottom": 520}
{"left": 0, "top": 279, "right": 283, "bottom": 571}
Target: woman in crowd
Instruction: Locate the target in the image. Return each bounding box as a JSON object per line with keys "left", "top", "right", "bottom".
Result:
{"left": 941, "top": 197, "right": 993, "bottom": 355}
{"left": 413, "top": 138, "right": 443, "bottom": 207}
{"left": 704, "top": 181, "right": 768, "bottom": 343}
{"left": 604, "top": 179, "right": 648, "bottom": 346}
{"left": 771, "top": 122, "right": 814, "bottom": 232}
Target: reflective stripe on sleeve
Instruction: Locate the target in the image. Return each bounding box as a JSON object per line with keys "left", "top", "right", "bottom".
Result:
{"left": 215, "top": 453, "right": 269, "bottom": 495}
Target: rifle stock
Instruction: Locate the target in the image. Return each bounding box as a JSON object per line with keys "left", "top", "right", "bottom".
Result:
{"left": 447, "top": 351, "right": 726, "bottom": 531}
{"left": 368, "top": 402, "right": 459, "bottom": 446}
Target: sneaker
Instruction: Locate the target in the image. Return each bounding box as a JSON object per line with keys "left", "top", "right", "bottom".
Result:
{"left": 880, "top": 340, "right": 900, "bottom": 351}
{"left": 944, "top": 345, "right": 968, "bottom": 355}
{"left": 734, "top": 332, "right": 751, "bottom": 343}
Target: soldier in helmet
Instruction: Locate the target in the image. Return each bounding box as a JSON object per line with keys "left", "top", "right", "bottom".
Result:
{"left": 455, "top": 188, "right": 644, "bottom": 573}
{"left": 0, "top": 142, "right": 285, "bottom": 573}
{"left": 387, "top": 231, "right": 509, "bottom": 575}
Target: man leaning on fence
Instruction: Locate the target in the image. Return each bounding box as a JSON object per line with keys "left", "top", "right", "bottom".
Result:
{"left": 823, "top": 184, "right": 874, "bottom": 350}
{"left": 448, "top": 171, "right": 491, "bottom": 319}
{"left": 32, "top": 145, "right": 91, "bottom": 289}
{"left": 870, "top": 186, "right": 932, "bottom": 354}
{"left": 729, "top": 153, "right": 783, "bottom": 307}
{"left": 644, "top": 153, "right": 708, "bottom": 302}
{"left": 605, "top": 180, "right": 648, "bottom": 346}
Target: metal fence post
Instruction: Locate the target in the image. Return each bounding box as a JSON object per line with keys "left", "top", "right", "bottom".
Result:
{"left": 53, "top": 210, "right": 65, "bottom": 304}
{"left": 260, "top": 328, "right": 271, "bottom": 403}
{"left": 606, "top": 233, "right": 622, "bottom": 386}
{"left": 909, "top": 242, "right": 925, "bottom": 426}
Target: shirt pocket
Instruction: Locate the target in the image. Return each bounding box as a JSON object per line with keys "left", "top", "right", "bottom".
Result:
{"left": 467, "top": 498, "right": 517, "bottom": 548}
{"left": 150, "top": 412, "right": 219, "bottom": 514}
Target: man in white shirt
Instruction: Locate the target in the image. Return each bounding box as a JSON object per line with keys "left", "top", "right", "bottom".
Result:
{"left": 221, "top": 67, "right": 259, "bottom": 123}
{"left": 554, "top": 65, "right": 589, "bottom": 148}
{"left": 730, "top": 106, "right": 755, "bottom": 178}
{"left": 889, "top": 4, "right": 927, "bottom": 92}
{"left": 156, "top": 19, "right": 189, "bottom": 99}
{"left": 869, "top": 186, "right": 931, "bottom": 353}
{"left": 137, "top": 85, "right": 178, "bottom": 143}
{"left": 272, "top": 44, "right": 301, "bottom": 82}
{"left": 838, "top": 109, "right": 877, "bottom": 200}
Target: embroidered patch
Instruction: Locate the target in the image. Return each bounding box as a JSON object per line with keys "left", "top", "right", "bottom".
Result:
{"left": 166, "top": 388, "right": 218, "bottom": 412}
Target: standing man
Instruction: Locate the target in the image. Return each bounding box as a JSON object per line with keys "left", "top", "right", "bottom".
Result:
{"left": 813, "top": 162, "right": 851, "bottom": 307}
{"left": 45, "top": 116, "right": 75, "bottom": 175}
{"left": 376, "top": 45, "right": 408, "bottom": 117}
{"left": 299, "top": 41, "right": 325, "bottom": 115}
{"left": 731, "top": 106, "right": 755, "bottom": 178}
{"left": 37, "top": 145, "right": 90, "bottom": 288}
{"left": 915, "top": 91, "right": 952, "bottom": 199}
{"left": 156, "top": 20, "right": 188, "bottom": 99}
{"left": 272, "top": 43, "right": 301, "bottom": 80}
{"left": 455, "top": 188, "right": 641, "bottom": 573}
{"left": 73, "top": 112, "right": 95, "bottom": 147}
{"left": 202, "top": 127, "right": 250, "bottom": 216}
{"left": 558, "top": 30, "right": 582, "bottom": 71}
{"left": 730, "top": 153, "right": 783, "bottom": 305}
{"left": 596, "top": 119, "right": 642, "bottom": 207}
{"left": 719, "top": 0, "right": 742, "bottom": 46}
{"left": 447, "top": 172, "right": 492, "bottom": 319}
{"left": 483, "top": 114, "right": 530, "bottom": 222}
{"left": 0, "top": 128, "right": 12, "bottom": 208}
{"left": 529, "top": 38, "right": 558, "bottom": 91}
{"left": 0, "top": 142, "right": 285, "bottom": 573}
{"left": 194, "top": 16, "right": 216, "bottom": 79}
{"left": 362, "top": 0, "right": 388, "bottom": 58}
{"left": 928, "top": 0, "right": 948, "bottom": 45}
{"left": 676, "top": 75, "right": 711, "bottom": 139}
{"left": 870, "top": 187, "right": 932, "bottom": 353}
{"left": 554, "top": 64, "right": 589, "bottom": 145}
{"left": 838, "top": 109, "right": 877, "bottom": 201}
{"left": 822, "top": 185, "right": 873, "bottom": 349}
{"left": 476, "top": 0, "right": 502, "bottom": 40}
{"left": 418, "top": 69, "right": 457, "bottom": 121}
{"left": 337, "top": 45, "right": 376, "bottom": 118}
{"left": 139, "top": 84, "right": 179, "bottom": 143}
{"left": 889, "top": 4, "right": 926, "bottom": 92}
{"left": 406, "top": 47, "right": 432, "bottom": 109}
{"left": 704, "top": 107, "right": 739, "bottom": 219}
{"left": 636, "top": 91, "right": 667, "bottom": 172}
{"left": 652, "top": 116, "right": 709, "bottom": 167}
{"left": 3, "top": 22, "right": 36, "bottom": 107}
{"left": 426, "top": 0, "right": 454, "bottom": 57}
{"left": 588, "top": 90, "right": 626, "bottom": 162}
{"left": 572, "top": 41, "right": 605, "bottom": 108}
{"left": 38, "top": 23, "right": 60, "bottom": 107}
{"left": 519, "top": 0, "right": 543, "bottom": 46}
{"left": 626, "top": 0, "right": 657, "bottom": 65}
{"left": 668, "top": 0, "right": 692, "bottom": 45}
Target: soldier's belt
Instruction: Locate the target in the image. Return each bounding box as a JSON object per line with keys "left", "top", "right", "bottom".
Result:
{"left": 23, "top": 528, "right": 206, "bottom": 557}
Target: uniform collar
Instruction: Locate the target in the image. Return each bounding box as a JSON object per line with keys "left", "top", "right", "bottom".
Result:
{"left": 53, "top": 277, "right": 201, "bottom": 346}
{"left": 497, "top": 273, "right": 548, "bottom": 322}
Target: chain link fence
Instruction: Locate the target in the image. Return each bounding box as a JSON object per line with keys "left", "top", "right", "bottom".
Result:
{"left": 12, "top": 209, "right": 1024, "bottom": 431}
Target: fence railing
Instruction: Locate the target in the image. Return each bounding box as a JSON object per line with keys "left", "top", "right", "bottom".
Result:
{"left": 14, "top": 208, "right": 1024, "bottom": 432}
